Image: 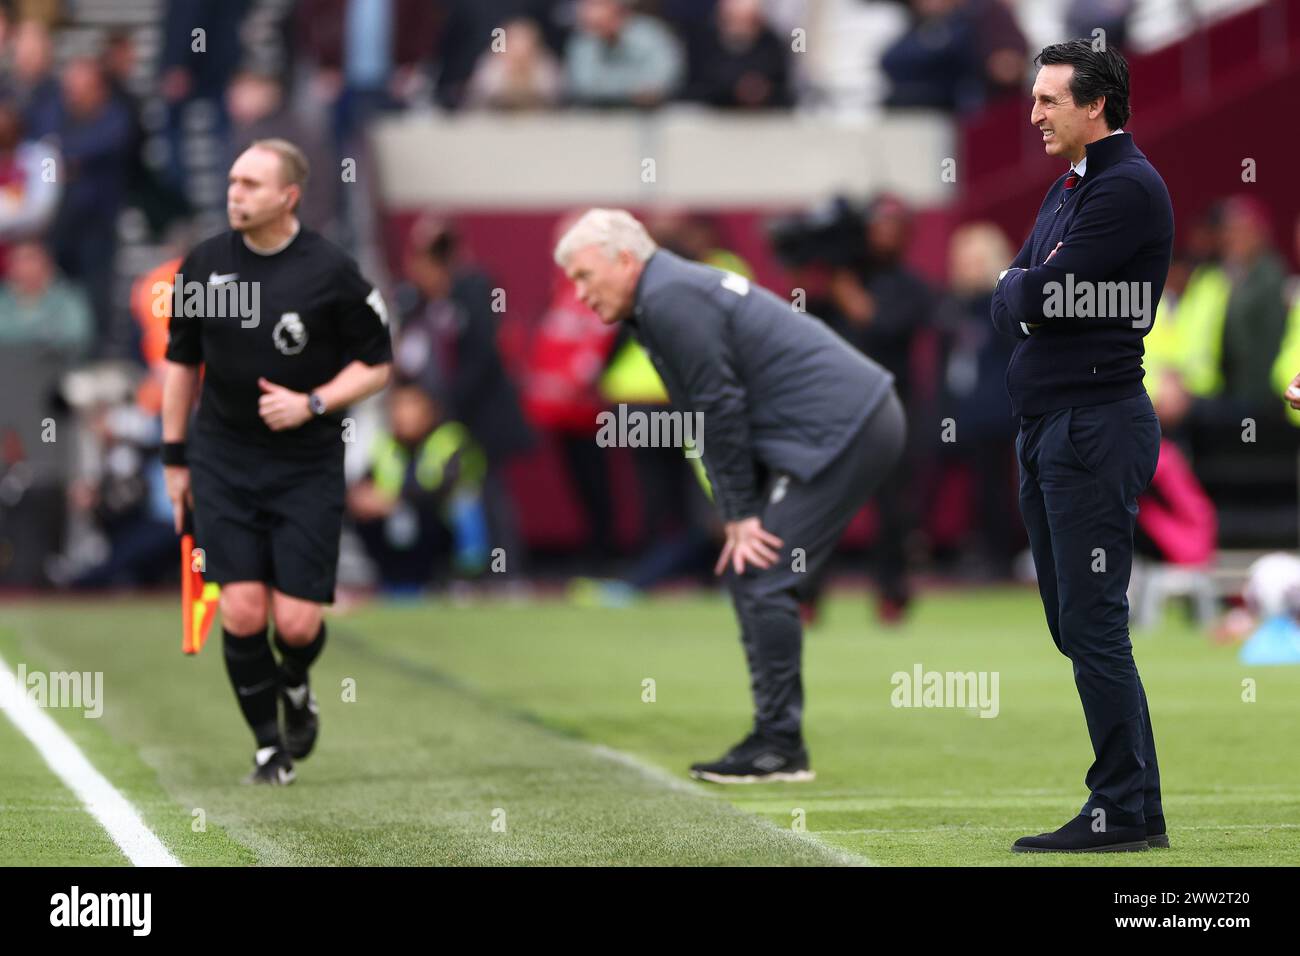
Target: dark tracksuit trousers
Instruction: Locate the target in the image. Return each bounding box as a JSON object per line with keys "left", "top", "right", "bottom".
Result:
{"left": 727, "top": 390, "right": 907, "bottom": 744}
{"left": 1016, "top": 391, "right": 1163, "bottom": 826}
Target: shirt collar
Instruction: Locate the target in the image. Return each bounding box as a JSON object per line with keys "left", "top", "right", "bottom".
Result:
{"left": 243, "top": 220, "right": 301, "bottom": 256}
{"left": 1070, "top": 128, "right": 1126, "bottom": 179}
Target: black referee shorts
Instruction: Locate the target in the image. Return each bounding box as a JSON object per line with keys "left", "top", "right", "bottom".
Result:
{"left": 189, "top": 431, "right": 345, "bottom": 604}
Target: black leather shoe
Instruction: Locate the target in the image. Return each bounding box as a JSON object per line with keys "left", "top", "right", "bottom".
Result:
{"left": 1146, "top": 813, "right": 1169, "bottom": 849}
{"left": 1013, "top": 813, "right": 1148, "bottom": 853}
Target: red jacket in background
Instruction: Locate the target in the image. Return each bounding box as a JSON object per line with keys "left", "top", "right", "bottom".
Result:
{"left": 521, "top": 277, "right": 618, "bottom": 433}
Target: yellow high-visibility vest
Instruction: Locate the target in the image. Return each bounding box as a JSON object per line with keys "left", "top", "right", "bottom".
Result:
{"left": 371, "top": 422, "right": 485, "bottom": 500}
{"left": 600, "top": 338, "right": 670, "bottom": 404}
{"left": 1142, "top": 294, "right": 1180, "bottom": 404}
{"left": 1174, "top": 265, "right": 1232, "bottom": 398}
{"left": 1270, "top": 295, "right": 1300, "bottom": 427}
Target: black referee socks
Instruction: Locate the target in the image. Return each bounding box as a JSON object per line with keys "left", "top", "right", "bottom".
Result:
{"left": 222, "top": 627, "right": 282, "bottom": 749}
{"left": 275, "top": 622, "right": 326, "bottom": 688}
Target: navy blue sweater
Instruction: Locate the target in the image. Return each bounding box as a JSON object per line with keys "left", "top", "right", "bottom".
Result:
{"left": 990, "top": 132, "right": 1174, "bottom": 417}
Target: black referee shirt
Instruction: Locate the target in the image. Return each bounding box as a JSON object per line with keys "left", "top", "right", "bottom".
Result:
{"left": 165, "top": 227, "right": 393, "bottom": 457}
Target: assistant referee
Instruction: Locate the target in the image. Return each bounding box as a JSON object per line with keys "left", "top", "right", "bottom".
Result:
{"left": 162, "top": 139, "right": 392, "bottom": 784}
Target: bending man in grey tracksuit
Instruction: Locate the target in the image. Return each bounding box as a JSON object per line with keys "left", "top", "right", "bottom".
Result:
{"left": 555, "top": 209, "right": 905, "bottom": 782}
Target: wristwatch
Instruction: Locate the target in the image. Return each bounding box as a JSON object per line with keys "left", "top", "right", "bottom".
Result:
{"left": 308, "top": 392, "right": 327, "bottom": 416}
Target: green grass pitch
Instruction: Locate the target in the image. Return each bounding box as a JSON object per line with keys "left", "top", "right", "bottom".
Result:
{"left": 1, "top": 588, "right": 1297, "bottom": 866}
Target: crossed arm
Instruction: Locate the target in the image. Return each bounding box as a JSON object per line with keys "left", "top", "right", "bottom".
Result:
{"left": 991, "top": 176, "right": 1152, "bottom": 336}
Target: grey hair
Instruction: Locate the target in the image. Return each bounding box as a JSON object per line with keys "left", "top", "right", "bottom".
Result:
{"left": 553, "top": 208, "right": 657, "bottom": 267}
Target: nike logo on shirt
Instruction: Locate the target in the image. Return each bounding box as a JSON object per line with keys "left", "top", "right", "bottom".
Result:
{"left": 208, "top": 271, "right": 239, "bottom": 285}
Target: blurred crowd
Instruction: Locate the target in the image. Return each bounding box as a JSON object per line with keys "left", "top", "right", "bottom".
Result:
{"left": 0, "top": 0, "right": 1294, "bottom": 610}
{"left": 0, "top": 0, "right": 1086, "bottom": 360}
{"left": 299, "top": 0, "right": 1030, "bottom": 115}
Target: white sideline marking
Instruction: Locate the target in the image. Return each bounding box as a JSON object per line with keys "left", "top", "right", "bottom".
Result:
{"left": 588, "top": 743, "right": 876, "bottom": 866}
{"left": 0, "top": 653, "right": 181, "bottom": 867}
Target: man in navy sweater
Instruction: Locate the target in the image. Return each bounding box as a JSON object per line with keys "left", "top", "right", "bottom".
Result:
{"left": 991, "top": 40, "right": 1174, "bottom": 852}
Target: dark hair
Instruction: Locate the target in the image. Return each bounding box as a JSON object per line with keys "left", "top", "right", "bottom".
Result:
{"left": 1035, "top": 39, "right": 1131, "bottom": 130}
{"left": 422, "top": 227, "right": 458, "bottom": 264}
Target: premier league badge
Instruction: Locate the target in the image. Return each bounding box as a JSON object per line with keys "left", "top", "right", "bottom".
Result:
{"left": 272, "top": 312, "right": 307, "bottom": 355}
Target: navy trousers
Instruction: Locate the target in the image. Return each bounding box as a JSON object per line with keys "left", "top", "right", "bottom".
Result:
{"left": 1016, "top": 392, "right": 1163, "bottom": 826}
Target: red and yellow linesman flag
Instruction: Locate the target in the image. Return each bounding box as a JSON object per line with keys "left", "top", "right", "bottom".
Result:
{"left": 180, "top": 506, "right": 220, "bottom": 655}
